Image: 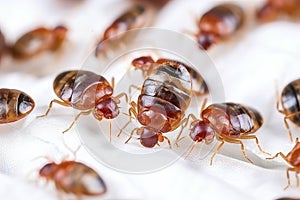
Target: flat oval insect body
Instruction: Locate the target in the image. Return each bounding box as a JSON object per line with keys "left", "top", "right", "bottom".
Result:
{"left": 0, "top": 88, "right": 35, "bottom": 123}
{"left": 257, "top": 0, "right": 300, "bottom": 22}
{"left": 277, "top": 79, "right": 300, "bottom": 141}
{"left": 39, "top": 70, "right": 126, "bottom": 135}
{"left": 124, "top": 60, "right": 192, "bottom": 148}
{"left": 95, "top": 4, "right": 146, "bottom": 56}
{"left": 11, "top": 25, "right": 67, "bottom": 59}
{"left": 184, "top": 102, "right": 268, "bottom": 165}
{"left": 39, "top": 161, "right": 107, "bottom": 197}
{"left": 196, "top": 3, "right": 245, "bottom": 50}
{"left": 132, "top": 56, "right": 208, "bottom": 97}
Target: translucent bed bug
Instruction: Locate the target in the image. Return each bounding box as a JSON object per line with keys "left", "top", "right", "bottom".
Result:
{"left": 118, "top": 59, "right": 192, "bottom": 148}
{"left": 257, "top": 0, "right": 300, "bottom": 22}
{"left": 194, "top": 3, "right": 245, "bottom": 50}
{"left": 95, "top": 4, "right": 147, "bottom": 56}
{"left": 277, "top": 79, "right": 300, "bottom": 142}
{"left": 39, "top": 160, "right": 107, "bottom": 199}
{"left": 179, "top": 101, "right": 270, "bottom": 165}
{"left": 131, "top": 56, "right": 208, "bottom": 97}
{"left": 37, "top": 70, "right": 127, "bottom": 140}
{"left": 10, "top": 25, "right": 67, "bottom": 60}
{"left": 0, "top": 88, "right": 35, "bottom": 123}
{"left": 267, "top": 138, "right": 300, "bottom": 189}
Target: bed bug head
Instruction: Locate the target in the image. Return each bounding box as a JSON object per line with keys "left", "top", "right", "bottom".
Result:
{"left": 93, "top": 97, "right": 120, "bottom": 120}
{"left": 39, "top": 162, "right": 57, "bottom": 179}
{"left": 132, "top": 56, "right": 155, "bottom": 74}
{"left": 137, "top": 127, "right": 163, "bottom": 148}
{"left": 256, "top": 3, "right": 277, "bottom": 22}
{"left": 196, "top": 30, "right": 220, "bottom": 50}
{"left": 189, "top": 120, "right": 215, "bottom": 144}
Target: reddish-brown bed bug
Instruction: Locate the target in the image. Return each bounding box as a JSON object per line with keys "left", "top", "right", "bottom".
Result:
{"left": 37, "top": 70, "right": 127, "bottom": 140}
{"left": 0, "top": 88, "right": 35, "bottom": 123}
{"left": 195, "top": 3, "right": 245, "bottom": 50}
{"left": 267, "top": 138, "right": 300, "bottom": 189}
{"left": 257, "top": 0, "right": 300, "bottom": 22}
{"left": 10, "top": 25, "right": 67, "bottom": 60}
{"left": 277, "top": 79, "right": 300, "bottom": 142}
{"left": 131, "top": 56, "right": 208, "bottom": 97}
{"left": 179, "top": 102, "right": 269, "bottom": 165}
{"left": 95, "top": 4, "right": 147, "bottom": 56}
{"left": 39, "top": 160, "right": 107, "bottom": 198}
{"left": 118, "top": 59, "right": 192, "bottom": 148}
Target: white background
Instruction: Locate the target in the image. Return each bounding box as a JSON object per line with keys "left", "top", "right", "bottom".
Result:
{"left": 0, "top": 0, "right": 300, "bottom": 199}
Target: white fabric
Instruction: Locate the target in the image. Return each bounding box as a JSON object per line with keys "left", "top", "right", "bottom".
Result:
{"left": 0, "top": 0, "right": 300, "bottom": 199}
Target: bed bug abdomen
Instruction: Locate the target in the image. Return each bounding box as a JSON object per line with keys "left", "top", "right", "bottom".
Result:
{"left": 281, "top": 79, "right": 300, "bottom": 126}
{"left": 0, "top": 88, "right": 35, "bottom": 123}
{"left": 202, "top": 103, "right": 263, "bottom": 136}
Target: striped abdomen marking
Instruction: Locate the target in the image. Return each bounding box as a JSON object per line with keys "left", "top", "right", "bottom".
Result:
{"left": 53, "top": 70, "right": 113, "bottom": 110}
{"left": 0, "top": 88, "right": 35, "bottom": 123}
{"left": 281, "top": 79, "right": 300, "bottom": 125}
{"left": 202, "top": 103, "right": 263, "bottom": 136}
{"left": 138, "top": 62, "right": 192, "bottom": 132}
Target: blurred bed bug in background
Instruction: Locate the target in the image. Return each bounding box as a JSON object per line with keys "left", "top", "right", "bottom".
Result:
{"left": 267, "top": 138, "right": 300, "bottom": 190}
{"left": 39, "top": 160, "right": 107, "bottom": 199}
{"left": 0, "top": 30, "right": 6, "bottom": 62}
{"left": 95, "top": 4, "right": 147, "bottom": 56}
{"left": 277, "top": 79, "right": 300, "bottom": 142}
{"left": 118, "top": 59, "right": 192, "bottom": 148}
{"left": 10, "top": 25, "right": 68, "bottom": 60}
{"left": 0, "top": 88, "right": 35, "bottom": 123}
{"left": 37, "top": 70, "right": 127, "bottom": 141}
{"left": 178, "top": 102, "right": 270, "bottom": 165}
{"left": 131, "top": 56, "right": 208, "bottom": 97}
{"left": 275, "top": 198, "right": 300, "bottom": 200}
{"left": 194, "top": 3, "right": 245, "bottom": 50}
{"left": 257, "top": 0, "right": 300, "bottom": 22}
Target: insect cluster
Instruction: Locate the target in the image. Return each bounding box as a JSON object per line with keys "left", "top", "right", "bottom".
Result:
{"left": 1, "top": 0, "right": 300, "bottom": 199}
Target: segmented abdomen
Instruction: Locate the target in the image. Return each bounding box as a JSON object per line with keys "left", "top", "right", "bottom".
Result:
{"left": 138, "top": 61, "right": 192, "bottom": 132}
{"left": 281, "top": 79, "right": 300, "bottom": 125}
{"left": 0, "top": 88, "right": 35, "bottom": 123}
{"left": 53, "top": 70, "right": 113, "bottom": 110}
{"left": 202, "top": 103, "right": 263, "bottom": 136}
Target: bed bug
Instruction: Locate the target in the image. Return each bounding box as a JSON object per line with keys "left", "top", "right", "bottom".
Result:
{"left": 277, "top": 79, "right": 300, "bottom": 142}
{"left": 194, "top": 3, "right": 245, "bottom": 50}
{"left": 10, "top": 25, "right": 67, "bottom": 60}
{"left": 275, "top": 198, "right": 300, "bottom": 200}
{"left": 37, "top": 70, "right": 127, "bottom": 140}
{"left": 131, "top": 56, "right": 208, "bottom": 97}
{"left": 0, "top": 88, "right": 35, "bottom": 123}
{"left": 0, "top": 30, "right": 6, "bottom": 62}
{"left": 267, "top": 138, "right": 300, "bottom": 189}
{"left": 179, "top": 102, "right": 269, "bottom": 165}
{"left": 39, "top": 160, "right": 107, "bottom": 199}
{"left": 118, "top": 59, "right": 192, "bottom": 148}
{"left": 257, "top": 0, "right": 300, "bottom": 22}
{"left": 95, "top": 4, "right": 147, "bottom": 56}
